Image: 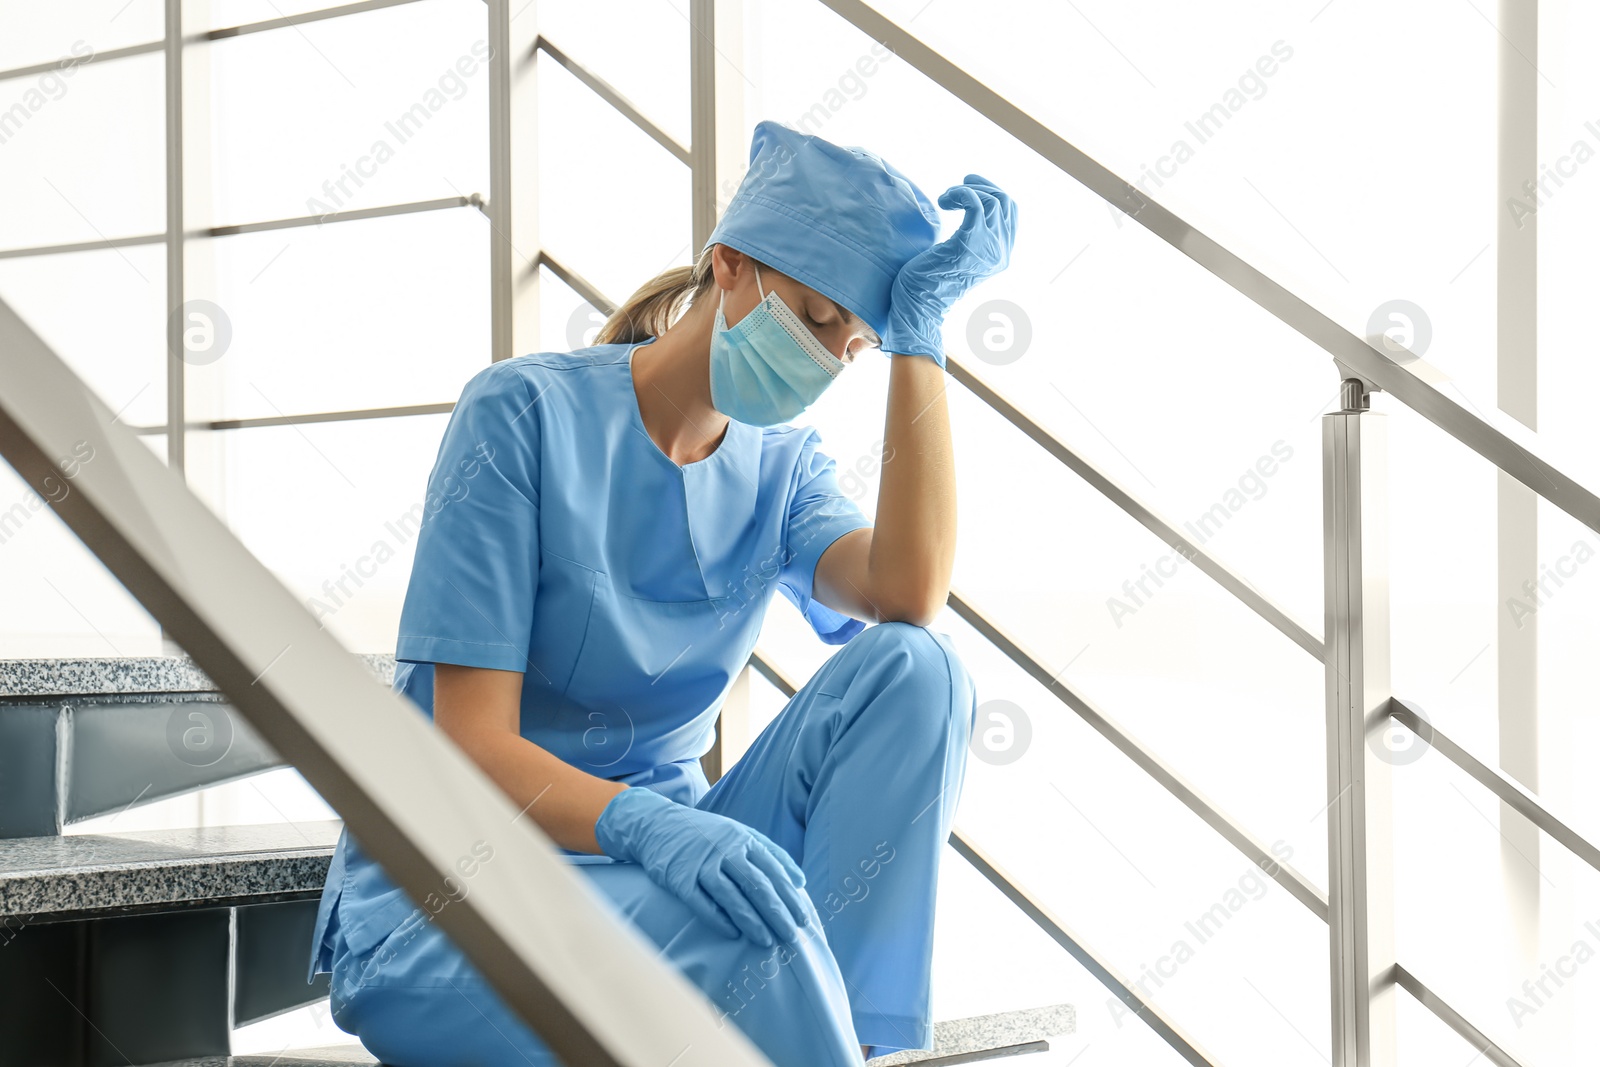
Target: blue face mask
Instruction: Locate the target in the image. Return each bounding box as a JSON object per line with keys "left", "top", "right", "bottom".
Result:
{"left": 708, "top": 264, "right": 846, "bottom": 427}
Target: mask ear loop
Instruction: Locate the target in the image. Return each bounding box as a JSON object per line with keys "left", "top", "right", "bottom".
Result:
{"left": 720, "top": 262, "right": 766, "bottom": 326}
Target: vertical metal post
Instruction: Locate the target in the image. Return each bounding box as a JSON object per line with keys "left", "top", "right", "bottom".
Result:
{"left": 1496, "top": 0, "right": 1542, "bottom": 985}
{"left": 701, "top": 664, "right": 751, "bottom": 785}
{"left": 691, "top": 0, "right": 745, "bottom": 782}
{"left": 488, "top": 0, "right": 540, "bottom": 363}
{"left": 164, "top": 0, "right": 186, "bottom": 473}
{"left": 1323, "top": 375, "right": 1395, "bottom": 1067}
{"left": 689, "top": 0, "right": 745, "bottom": 252}
{"left": 163, "top": 0, "right": 215, "bottom": 655}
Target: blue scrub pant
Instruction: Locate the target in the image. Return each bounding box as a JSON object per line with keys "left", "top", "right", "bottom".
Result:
{"left": 323, "top": 622, "right": 977, "bottom": 1066}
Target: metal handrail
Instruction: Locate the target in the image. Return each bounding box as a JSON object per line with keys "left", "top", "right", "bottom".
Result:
{"left": 1389, "top": 698, "right": 1600, "bottom": 873}
{"left": 1393, "top": 965, "right": 1521, "bottom": 1067}
{"left": 534, "top": 36, "right": 691, "bottom": 165}
{"left": 0, "top": 0, "right": 433, "bottom": 84}
{"left": 812, "top": 0, "right": 1600, "bottom": 541}
{"left": 0, "top": 298, "right": 778, "bottom": 1067}
{"left": 0, "top": 194, "right": 478, "bottom": 260}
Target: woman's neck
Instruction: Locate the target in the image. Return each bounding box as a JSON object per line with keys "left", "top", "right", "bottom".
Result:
{"left": 628, "top": 301, "right": 732, "bottom": 466}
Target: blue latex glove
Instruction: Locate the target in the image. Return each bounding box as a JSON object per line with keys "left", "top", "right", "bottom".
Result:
{"left": 881, "top": 173, "right": 1018, "bottom": 367}
{"left": 594, "top": 786, "right": 811, "bottom": 948}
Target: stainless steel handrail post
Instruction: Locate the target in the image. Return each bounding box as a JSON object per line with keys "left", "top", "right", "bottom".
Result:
{"left": 690, "top": 0, "right": 748, "bottom": 784}
{"left": 1323, "top": 375, "right": 1396, "bottom": 1067}
{"left": 487, "top": 0, "right": 540, "bottom": 362}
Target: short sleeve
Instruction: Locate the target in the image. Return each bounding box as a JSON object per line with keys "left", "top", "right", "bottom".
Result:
{"left": 395, "top": 361, "right": 541, "bottom": 671}
{"left": 776, "top": 429, "right": 875, "bottom": 645}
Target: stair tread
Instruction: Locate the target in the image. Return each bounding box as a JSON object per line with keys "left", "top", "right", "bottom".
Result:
{"left": 866, "top": 1004, "right": 1074, "bottom": 1064}
{"left": 138, "top": 1045, "right": 376, "bottom": 1067}
{"left": 132, "top": 1005, "right": 1073, "bottom": 1067}
{"left": 0, "top": 820, "right": 341, "bottom": 919}
{"left": 0, "top": 652, "right": 394, "bottom": 701}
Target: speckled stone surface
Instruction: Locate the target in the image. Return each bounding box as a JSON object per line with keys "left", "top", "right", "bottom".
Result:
{"left": 140, "top": 1046, "right": 378, "bottom": 1067}
{"left": 0, "top": 653, "right": 395, "bottom": 701}
{"left": 0, "top": 819, "right": 341, "bottom": 920}
{"left": 132, "top": 1004, "right": 1073, "bottom": 1067}
{"left": 866, "top": 1003, "right": 1074, "bottom": 1065}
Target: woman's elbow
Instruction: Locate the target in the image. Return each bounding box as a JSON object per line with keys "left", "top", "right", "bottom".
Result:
{"left": 874, "top": 585, "right": 949, "bottom": 628}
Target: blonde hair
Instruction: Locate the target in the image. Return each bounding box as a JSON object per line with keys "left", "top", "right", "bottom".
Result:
{"left": 595, "top": 244, "right": 720, "bottom": 345}
{"left": 595, "top": 243, "right": 880, "bottom": 349}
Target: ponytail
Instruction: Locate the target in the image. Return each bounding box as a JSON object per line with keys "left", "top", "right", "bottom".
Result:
{"left": 594, "top": 243, "right": 719, "bottom": 345}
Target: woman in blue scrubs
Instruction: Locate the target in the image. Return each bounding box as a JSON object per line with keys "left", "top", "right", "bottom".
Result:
{"left": 306, "top": 120, "right": 1016, "bottom": 1066}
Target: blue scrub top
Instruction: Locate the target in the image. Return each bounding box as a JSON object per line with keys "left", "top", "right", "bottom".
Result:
{"left": 314, "top": 340, "right": 874, "bottom": 968}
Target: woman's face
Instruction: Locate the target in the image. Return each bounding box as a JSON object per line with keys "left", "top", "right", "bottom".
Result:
{"left": 716, "top": 252, "right": 879, "bottom": 365}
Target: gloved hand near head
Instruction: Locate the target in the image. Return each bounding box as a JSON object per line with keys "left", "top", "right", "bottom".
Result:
{"left": 881, "top": 173, "right": 1018, "bottom": 367}
{"left": 704, "top": 122, "right": 1019, "bottom": 382}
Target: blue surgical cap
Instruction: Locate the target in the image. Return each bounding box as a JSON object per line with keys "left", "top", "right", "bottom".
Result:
{"left": 703, "top": 120, "right": 941, "bottom": 338}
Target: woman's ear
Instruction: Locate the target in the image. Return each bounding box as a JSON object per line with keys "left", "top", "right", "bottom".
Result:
{"left": 708, "top": 243, "right": 746, "bottom": 293}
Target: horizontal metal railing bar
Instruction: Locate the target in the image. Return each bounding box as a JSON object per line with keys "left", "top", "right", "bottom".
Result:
{"left": 206, "top": 0, "right": 430, "bottom": 39}
{"left": 944, "top": 588, "right": 1330, "bottom": 920}
{"left": 747, "top": 649, "right": 1221, "bottom": 1067}
{"left": 127, "top": 400, "right": 457, "bottom": 436}
{"left": 0, "top": 296, "right": 776, "bottom": 1067}
{"left": 1335, "top": 346, "right": 1600, "bottom": 536}
{"left": 746, "top": 650, "right": 793, "bottom": 699}
{"left": 815, "top": 0, "right": 1600, "bottom": 540}
{"left": 949, "top": 832, "right": 1222, "bottom": 1067}
{"left": 538, "top": 250, "right": 620, "bottom": 314}
{"left": 535, "top": 37, "right": 692, "bottom": 166}
{"left": 0, "top": 0, "right": 430, "bottom": 84}
{"left": 1390, "top": 697, "right": 1600, "bottom": 873}
{"left": 0, "top": 41, "right": 163, "bottom": 83}
{"left": 947, "top": 356, "right": 1324, "bottom": 662}
{"left": 0, "top": 232, "right": 165, "bottom": 261}
{"left": 1393, "top": 965, "right": 1525, "bottom": 1067}
{"left": 209, "top": 194, "right": 480, "bottom": 236}
{"left": 0, "top": 196, "right": 478, "bottom": 262}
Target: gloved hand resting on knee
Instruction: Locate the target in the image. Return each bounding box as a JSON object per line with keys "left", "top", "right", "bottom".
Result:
{"left": 595, "top": 786, "right": 812, "bottom": 948}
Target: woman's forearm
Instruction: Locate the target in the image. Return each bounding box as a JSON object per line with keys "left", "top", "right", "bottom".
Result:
{"left": 433, "top": 663, "right": 628, "bottom": 854}
{"left": 867, "top": 352, "right": 957, "bottom": 623}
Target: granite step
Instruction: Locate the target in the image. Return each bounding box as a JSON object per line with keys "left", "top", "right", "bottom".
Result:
{"left": 866, "top": 1004, "right": 1073, "bottom": 1064}
{"left": 0, "top": 653, "right": 394, "bottom": 837}
{"left": 0, "top": 820, "right": 341, "bottom": 923}
{"left": 1, "top": 822, "right": 343, "bottom": 1064}
{"left": 132, "top": 1002, "right": 1075, "bottom": 1066}
{"left": 0, "top": 654, "right": 395, "bottom": 701}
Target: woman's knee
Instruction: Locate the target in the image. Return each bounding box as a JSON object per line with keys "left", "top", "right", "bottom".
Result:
{"left": 853, "top": 621, "right": 975, "bottom": 727}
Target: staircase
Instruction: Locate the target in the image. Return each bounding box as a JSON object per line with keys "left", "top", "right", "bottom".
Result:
{"left": 6, "top": 0, "right": 1594, "bottom": 1063}
{"left": 0, "top": 654, "right": 1072, "bottom": 1066}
